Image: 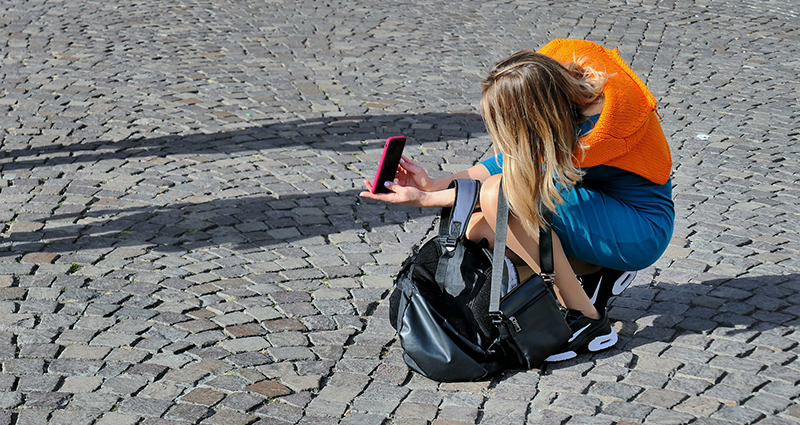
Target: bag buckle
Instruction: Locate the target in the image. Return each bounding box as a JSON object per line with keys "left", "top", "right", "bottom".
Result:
{"left": 509, "top": 316, "right": 521, "bottom": 332}
{"left": 444, "top": 221, "right": 462, "bottom": 251}
{"left": 541, "top": 272, "right": 556, "bottom": 286}
{"left": 490, "top": 312, "right": 505, "bottom": 326}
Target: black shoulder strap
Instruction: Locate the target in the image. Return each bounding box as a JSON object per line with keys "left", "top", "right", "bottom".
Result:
{"left": 539, "top": 208, "right": 554, "bottom": 275}
{"left": 489, "top": 180, "right": 553, "bottom": 314}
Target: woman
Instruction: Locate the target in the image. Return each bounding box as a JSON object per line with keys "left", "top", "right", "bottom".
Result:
{"left": 360, "top": 39, "right": 674, "bottom": 362}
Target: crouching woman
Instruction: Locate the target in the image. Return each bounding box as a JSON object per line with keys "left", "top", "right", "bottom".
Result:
{"left": 361, "top": 39, "right": 674, "bottom": 361}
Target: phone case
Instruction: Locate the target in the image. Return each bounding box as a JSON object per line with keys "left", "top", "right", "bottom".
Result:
{"left": 372, "top": 136, "right": 406, "bottom": 194}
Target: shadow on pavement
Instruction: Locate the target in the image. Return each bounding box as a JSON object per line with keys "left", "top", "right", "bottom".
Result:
{"left": 0, "top": 188, "right": 436, "bottom": 255}
{"left": 0, "top": 111, "right": 487, "bottom": 256}
{"left": 548, "top": 273, "right": 800, "bottom": 368}
{"left": 0, "top": 112, "right": 485, "bottom": 172}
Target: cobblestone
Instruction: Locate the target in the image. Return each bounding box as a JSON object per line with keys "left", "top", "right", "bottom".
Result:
{"left": 1, "top": 0, "right": 800, "bottom": 423}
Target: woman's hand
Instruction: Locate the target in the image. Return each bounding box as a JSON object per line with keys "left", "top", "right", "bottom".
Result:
{"left": 359, "top": 180, "right": 430, "bottom": 207}
{"left": 358, "top": 155, "right": 437, "bottom": 207}
{"left": 359, "top": 179, "right": 456, "bottom": 209}
{"left": 395, "top": 156, "right": 439, "bottom": 192}
{"left": 358, "top": 155, "right": 459, "bottom": 208}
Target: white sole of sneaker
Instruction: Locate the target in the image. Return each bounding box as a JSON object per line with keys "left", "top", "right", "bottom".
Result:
{"left": 611, "top": 271, "right": 637, "bottom": 296}
{"left": 544, "top": 328, "right": 618, "bottom": 362}
{"left": 588, "top": 328, "right": 618, "bottom": 352}
{"left": 544, "top": 350, "right": 577, "bottom": 362}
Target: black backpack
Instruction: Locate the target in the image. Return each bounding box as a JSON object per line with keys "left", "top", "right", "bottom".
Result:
{"left": 388, "top": 179, "right": 571, "bottom": 382}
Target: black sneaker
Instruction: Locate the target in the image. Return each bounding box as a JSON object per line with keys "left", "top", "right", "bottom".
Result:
{"left": 544, "top": 309, "right": 618, "bottom": 362}
{"left": 578, "top": 268, "right": 637, "bottom": 310}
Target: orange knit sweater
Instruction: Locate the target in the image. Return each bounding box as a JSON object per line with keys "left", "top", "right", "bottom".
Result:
{"left": 538, "top": 39, "right": 672, "bottom": 185}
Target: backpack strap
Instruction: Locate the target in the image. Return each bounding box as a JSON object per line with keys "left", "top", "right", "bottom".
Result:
{"left": 434, "top": 179, "right": 481, "bottom": 291}
{"left": 438, "top": 179, "right": 481, "bottom": 251}
{"left": 488, "top": 180, "right": 553, "bottom": 315}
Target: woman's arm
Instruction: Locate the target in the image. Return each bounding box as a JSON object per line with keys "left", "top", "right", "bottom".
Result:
{"left": 427, "top": 163, "right": 493, "bottom": 191}
{"left": 359, "top": 158, "right": 493, "bottom": 208}
{"left": 360, "top": 180, "right": 456, "bottom": 208}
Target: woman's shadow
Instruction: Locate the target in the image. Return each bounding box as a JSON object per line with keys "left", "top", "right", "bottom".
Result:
{"left": 0, "top": 113, "right": 486, "bottom": 172}
{"left": 0, "top": 112, "right": 487, "bottom": 256}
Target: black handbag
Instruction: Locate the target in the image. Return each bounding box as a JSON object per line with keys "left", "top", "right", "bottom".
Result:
{"left": 389, "top": 179, "right": 572, "bottom": 382}
{"left": 490, "top": 181, "right": 573, "bottom": 369}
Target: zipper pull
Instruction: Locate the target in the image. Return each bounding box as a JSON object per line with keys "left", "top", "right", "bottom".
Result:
{"left": 509, "top": 316, "right": 521, "bottom": 333}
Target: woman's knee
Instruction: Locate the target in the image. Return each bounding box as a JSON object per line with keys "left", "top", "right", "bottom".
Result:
{"left": 466, "top": 211, "right": 492, "bottom": 244}
{"left": 479, "top": 174, "right": 502, "bottom": 217}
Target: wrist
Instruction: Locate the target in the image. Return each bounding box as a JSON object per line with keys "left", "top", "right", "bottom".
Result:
{"left": 420, "top": 188, "right": 455, "bottom": 208}
{"left": 430, "top": 176, "right": 453, "bottom": 192}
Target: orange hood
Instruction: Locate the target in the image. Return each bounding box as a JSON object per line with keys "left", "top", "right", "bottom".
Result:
{"left": 538, "top": 39, "right": 672, "bottom": 185}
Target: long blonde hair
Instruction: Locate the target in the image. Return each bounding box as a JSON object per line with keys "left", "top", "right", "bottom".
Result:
{"left": 480, "top": 50, "right": 606, "bottom": 235}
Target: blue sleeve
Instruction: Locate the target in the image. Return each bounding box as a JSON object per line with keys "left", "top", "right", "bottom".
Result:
{"left": 479, "top": 153, "right": 504, "bottom": 175}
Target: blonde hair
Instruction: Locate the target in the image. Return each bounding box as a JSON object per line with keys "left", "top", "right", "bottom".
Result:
{"left": 480, "top": 50, "right": 606, "bottom": 235}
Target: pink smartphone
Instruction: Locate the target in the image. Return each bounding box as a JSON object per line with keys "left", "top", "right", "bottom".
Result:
{"left": 371, "top": 136, "right": 407, "bottom": 194}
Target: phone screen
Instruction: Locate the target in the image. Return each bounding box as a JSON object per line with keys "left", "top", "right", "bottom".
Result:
{"left": 371, "top": 136, "right": 406, "bottom": 194}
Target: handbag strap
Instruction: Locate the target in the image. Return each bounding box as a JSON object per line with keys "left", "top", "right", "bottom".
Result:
{"left": 488, "top": 180, "right": 554, "bottom": 315}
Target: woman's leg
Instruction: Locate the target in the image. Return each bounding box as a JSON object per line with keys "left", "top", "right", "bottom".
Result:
{"left": 568, "top": 258, "right": 602, "bottom": 275}
{"left": 465, "top": 174, "right": 599, "bottom": 320}
{"left": 471, "top": 207, "right": 602, "bottom": 274}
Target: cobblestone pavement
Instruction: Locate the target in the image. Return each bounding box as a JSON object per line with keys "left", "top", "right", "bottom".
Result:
{"left": 1, "top": 0, "right": 799, "bottom": 424}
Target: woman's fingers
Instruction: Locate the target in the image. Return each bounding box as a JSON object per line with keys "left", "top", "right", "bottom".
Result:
{"left": 359, "top": 180, "right": 382, "bottom": 200}
{"left": 395, "top": 165, "right": 412, "bottom": 186}
{"left": 359, "top": 180, "right": 423, "bottom": 206}
{"left": 399, "top": 156, "right": 422, "bottom": 172}
{"left": 360, "top": 180, "right": 395, "bottom": 200}
{"left": 383, "top": 180, "right": 400, "bottom": 192}
{"left": 398, "top": 156, "right": 432, "bottom": 187}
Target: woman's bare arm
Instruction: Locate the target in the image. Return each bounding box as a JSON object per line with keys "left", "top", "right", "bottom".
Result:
{"left": 428, "top": 163, "right": 493, "bottom": 191}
